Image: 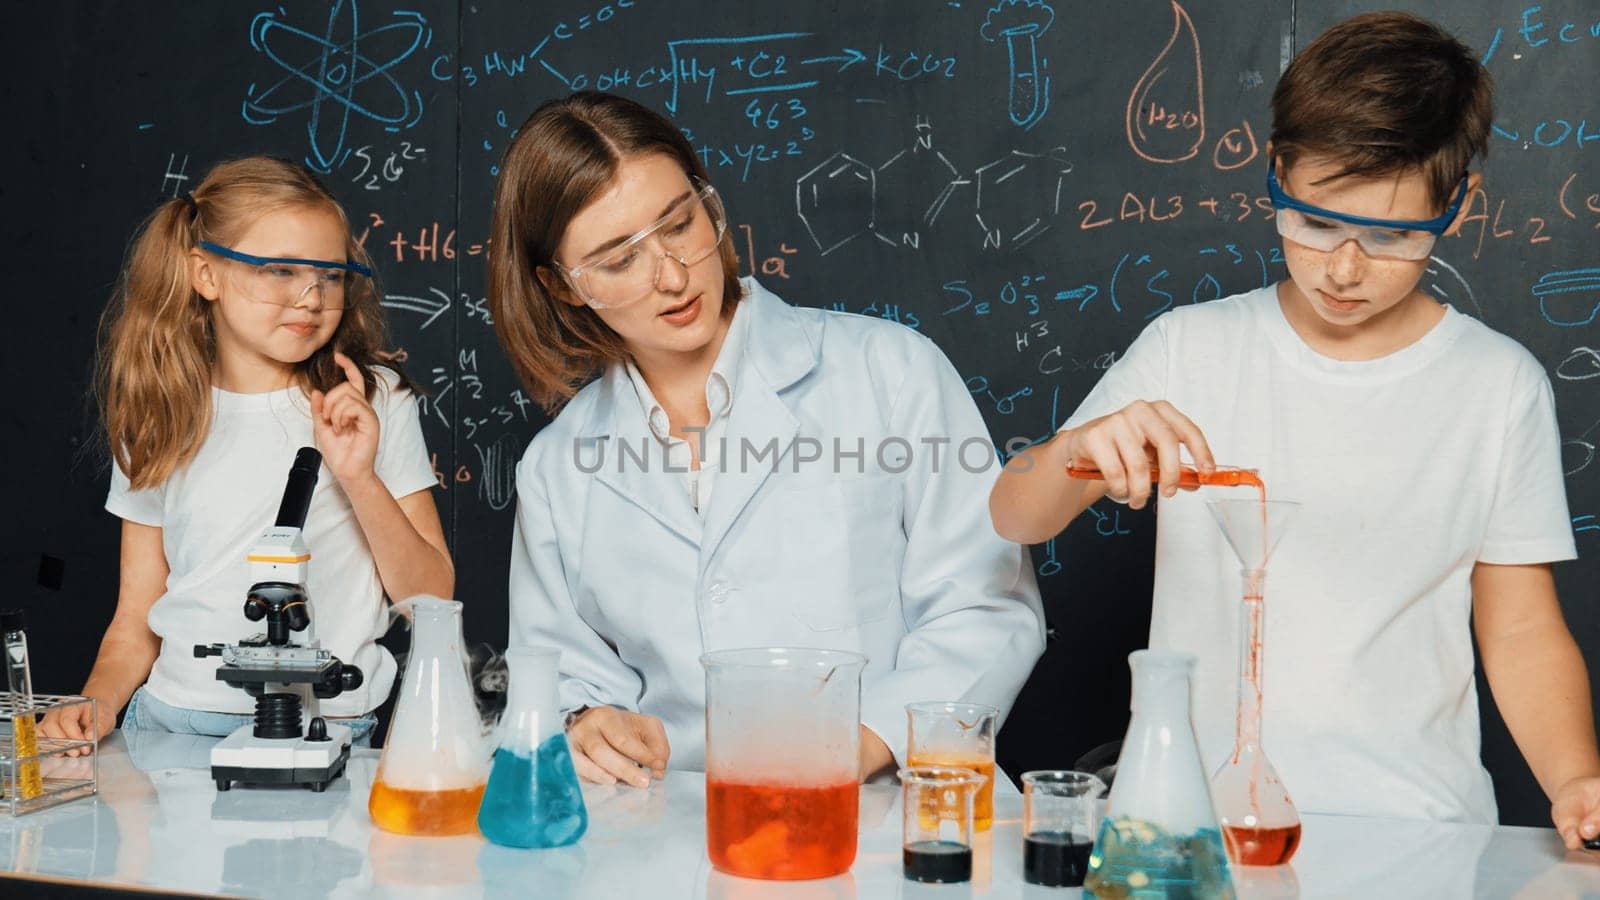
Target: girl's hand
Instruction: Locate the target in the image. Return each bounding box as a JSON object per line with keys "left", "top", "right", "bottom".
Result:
{"left": 311, "top": 351, "right": 380, "bottom": 485}
{"left": 1552, "top": 774, "right": 1600, "bottom": 850}
{"left": 39, "top": 694, "right": 118, "bottom": 757}
{"left": 566, "top": 706, "right": 670, "bottom": 788}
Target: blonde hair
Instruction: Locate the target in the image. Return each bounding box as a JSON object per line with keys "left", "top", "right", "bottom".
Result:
{"left": 487, "top": 91, "right": 743, "bottom": 413}
{"left": 96, "top": 156, "right": 410, "bottom": 490}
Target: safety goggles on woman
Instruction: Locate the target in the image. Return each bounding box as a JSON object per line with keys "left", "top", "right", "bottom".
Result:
{"left": 551, "top": 181, "right": 728, "bottom": 310}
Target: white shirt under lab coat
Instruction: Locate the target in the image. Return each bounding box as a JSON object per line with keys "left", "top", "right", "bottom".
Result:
{"left": 508, "top": 278, "right": 1045, "bottom": 770}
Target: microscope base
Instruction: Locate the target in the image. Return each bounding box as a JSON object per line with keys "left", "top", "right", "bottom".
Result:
{"left": 210, "top": 721, "right": 353, "bottom": 792}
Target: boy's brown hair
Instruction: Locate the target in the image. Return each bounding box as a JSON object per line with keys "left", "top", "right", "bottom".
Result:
{"left": 1271, "top": 12, "right": 1492, "bottom": 208}
{"left": 487, "top": 91, "right": 744, "bottom": 414}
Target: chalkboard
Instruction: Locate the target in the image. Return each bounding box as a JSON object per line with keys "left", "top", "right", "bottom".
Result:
{"left": 9, "top": 1, "right": 1596, "bottom": 827}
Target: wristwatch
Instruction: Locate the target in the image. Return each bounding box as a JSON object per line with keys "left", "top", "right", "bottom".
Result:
{"left": 563, "top": 705, "right": 592, "bottom": 730}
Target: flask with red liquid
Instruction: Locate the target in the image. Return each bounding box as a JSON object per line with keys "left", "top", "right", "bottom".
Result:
{"left": 1206, "top": 499, "right": 1303, "bottom": 866}
{"left": 701, "top": 647, "right": 866, "bottom": 880}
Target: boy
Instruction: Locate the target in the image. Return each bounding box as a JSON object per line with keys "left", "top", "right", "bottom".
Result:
{"left": 991, "top": 13, "right": 1600, "bottom": 846}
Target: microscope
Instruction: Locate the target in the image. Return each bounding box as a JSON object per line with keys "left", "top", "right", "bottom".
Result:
{"left": 194, "top": 447, "right": 363, "bottom": 792}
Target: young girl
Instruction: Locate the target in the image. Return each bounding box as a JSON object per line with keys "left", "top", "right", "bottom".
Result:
{"left": 41, "top": 157, "right": 453, "bottom": 749}
{"left": 489, "top": 92, "right": 1045, "bottom": 787}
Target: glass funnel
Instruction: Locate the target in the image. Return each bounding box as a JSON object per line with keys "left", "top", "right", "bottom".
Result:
{"left": 1205, "top": 499, "right": 1301, "bottom": 866}
{"left": 368, "top": 596, "right": 491, "bottom": 836}
{"left": 1084, "top": 650, "right": 1234, "bottom": 898}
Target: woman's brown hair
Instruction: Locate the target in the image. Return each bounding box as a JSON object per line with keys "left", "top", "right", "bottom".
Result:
{"left": 488, "top": 91, "right": 744, "bottom": 413}
{"left": 1271, "top": 12, "right": 1492, "bottom": 209}
{"left": 97, "top": 156, "right": 412, "bottom": 490}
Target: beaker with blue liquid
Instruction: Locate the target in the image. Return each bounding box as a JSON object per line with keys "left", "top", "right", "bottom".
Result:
{"left": 476, "top": 646, "right": 588, "bottom": 849}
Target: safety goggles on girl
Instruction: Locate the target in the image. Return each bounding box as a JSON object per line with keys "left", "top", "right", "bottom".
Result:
{"left": 552, "top": 182, "right": 728, "bottom": 310}
{"left": 199, "top": 241, "right": 372, "bottom": 311}
{"left": 1266, "top": 165, "right": 1469, "bottom": 261}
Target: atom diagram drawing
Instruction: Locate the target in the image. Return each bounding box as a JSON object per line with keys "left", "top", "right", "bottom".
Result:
{"left": 242, "top": 1, "right": 430, "bottom": 173}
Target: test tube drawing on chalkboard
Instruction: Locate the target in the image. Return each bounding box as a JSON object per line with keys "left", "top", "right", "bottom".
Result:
{"left": 241, "top": 0, "right": 430, "bottom": 173}
{"left": 1125, "top": 1, "right": 1206, "bottom": 164}
{"left": 980, "top": 0, "right": 1056, "bottom": 131}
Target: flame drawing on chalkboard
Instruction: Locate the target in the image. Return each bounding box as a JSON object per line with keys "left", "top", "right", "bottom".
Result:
{"left": 1125, "top": 1, "right": 1205, "bottom": 164}
{"left": 980, "top": 0, "right": 1055, "bottom": 131}
{"left": 241, "top": 1, "right": 429, "bottom": 174}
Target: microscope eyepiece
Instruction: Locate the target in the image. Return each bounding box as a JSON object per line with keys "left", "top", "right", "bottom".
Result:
{"left": 274, "top": 447, "right": 322, "bottom": 529}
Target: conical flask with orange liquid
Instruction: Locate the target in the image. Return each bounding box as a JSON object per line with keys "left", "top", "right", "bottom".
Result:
{"left": 368, "top": 596, "right": 491, "bottom": 835}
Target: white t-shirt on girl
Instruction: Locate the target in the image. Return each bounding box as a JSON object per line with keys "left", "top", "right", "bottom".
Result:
{"left": 1062, "top": 285, "right": 1576, "bottom": 824}
{"left": 106, "top": 368, "right": 437, "bottom": 718}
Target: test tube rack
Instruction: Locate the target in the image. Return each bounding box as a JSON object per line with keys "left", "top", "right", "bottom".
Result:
{"left": 0, "top": 694, "right": 97, "bottom": 816}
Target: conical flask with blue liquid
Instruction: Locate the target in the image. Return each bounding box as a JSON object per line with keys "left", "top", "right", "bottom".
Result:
{"left": 1084, "top": 650, "right": 1234, "bottom": 899}
{"left": 477, "top": 646, "right": 588, "bottom": 848}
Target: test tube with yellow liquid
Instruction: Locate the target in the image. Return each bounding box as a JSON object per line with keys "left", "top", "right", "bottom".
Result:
{"left": 3, "top": 611, "right": 43, "bottom": 800}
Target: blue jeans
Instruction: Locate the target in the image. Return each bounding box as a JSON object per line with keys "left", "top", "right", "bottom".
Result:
{"left": 123, "top": 686, "right": 377, "bottom": 748}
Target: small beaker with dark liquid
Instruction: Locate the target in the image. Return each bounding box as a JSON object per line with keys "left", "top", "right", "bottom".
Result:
{"left": 899, "top": 765, "right": 986, "bottom": 884}
{"left": 1022, "top": 770, "right": 1104, "bottom": 887}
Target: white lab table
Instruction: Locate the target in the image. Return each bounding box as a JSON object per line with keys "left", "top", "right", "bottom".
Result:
{"left": 0, "top": 732, "right": 1594, "bottom": 898}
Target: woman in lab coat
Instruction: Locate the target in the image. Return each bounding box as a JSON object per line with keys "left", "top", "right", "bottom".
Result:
{"left": 487, "top": 91, "right": 1044, "bottom": 786}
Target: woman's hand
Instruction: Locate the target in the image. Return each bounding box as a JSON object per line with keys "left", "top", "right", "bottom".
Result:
{"left": 39, "top": 693, "right": 119, "bottom": 757}
{"left": 566, "top": 706, "right": 670, "bottom": 788}
{"left": 311, "top": 351, "right": 380, "bottom": 485}
{"left": 859, "top": 726, "right": 894, "bottom": 782}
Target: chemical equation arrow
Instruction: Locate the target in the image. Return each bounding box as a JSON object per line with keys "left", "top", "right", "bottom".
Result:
{"left": 382, "top": 286, "right": 451, "bottom": 328}
{"left": 801, "top": 48, "right": 867, "bottom": 73}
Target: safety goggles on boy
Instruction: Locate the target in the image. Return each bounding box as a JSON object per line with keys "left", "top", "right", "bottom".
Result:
{"left": 552, "top": 182, "right": 728, "bottom": 310}
{"left": 199, "top": 241, "right": 372, "bottom": 311}
{"left": 1266, "top": 166, "right": 1469, "bottom": 261}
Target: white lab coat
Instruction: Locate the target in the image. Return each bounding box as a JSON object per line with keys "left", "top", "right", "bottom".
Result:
{"left": 507, "top": 278, "right": 1045, "bottom": 769}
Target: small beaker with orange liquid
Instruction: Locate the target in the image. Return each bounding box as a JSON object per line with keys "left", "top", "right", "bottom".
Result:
{"left": 905, "top": 702, "right": 998, "bottom": 832}
{"left": 369, "top": 596, "right": 490, "bottom": 836}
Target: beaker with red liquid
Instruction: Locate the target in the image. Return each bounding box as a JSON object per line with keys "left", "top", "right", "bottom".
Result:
{"left": 701, "top": 648, "right": 866, "bottom": 880}
{"left": 1206, "top": 499, "right": 1302, "bottom": 866}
